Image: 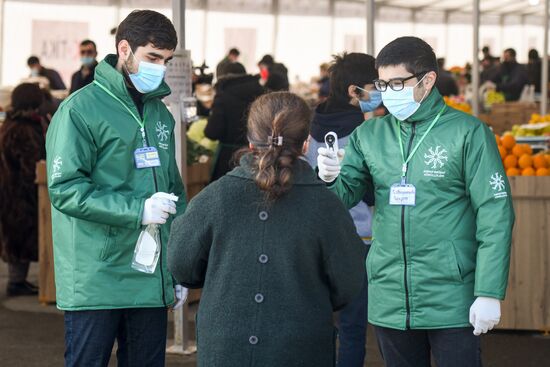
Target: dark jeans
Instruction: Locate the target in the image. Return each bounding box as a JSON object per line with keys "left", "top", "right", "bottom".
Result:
{"left": 337, "top": 246, "right": 369, "bottom": 367}
{"left": 64, "top": 307, "right": 167, "bottom": 367}
{"left": 375, "top": 326, "right": 482, "bottom": 367}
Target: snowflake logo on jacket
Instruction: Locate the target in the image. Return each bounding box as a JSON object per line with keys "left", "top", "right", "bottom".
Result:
{"left": 51, "top": 156, "right": 63, "bottom": 182}
{"left": 156, "top": 121, "right": 169, "bottom": 142}
{"left": 490, "top": 173, "right": 506, "bottom": 191}
{"left": 424, "top": 146, "right": 448, "bottom": 169}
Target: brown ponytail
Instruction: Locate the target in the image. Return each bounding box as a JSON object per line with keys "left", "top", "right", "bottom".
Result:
{"left": 243, "top": 92, "right": 311, "bottom": 201}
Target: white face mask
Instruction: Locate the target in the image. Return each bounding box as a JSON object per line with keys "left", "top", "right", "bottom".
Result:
{"left": 381, "top": 75, "right": 428, "bottom": 121}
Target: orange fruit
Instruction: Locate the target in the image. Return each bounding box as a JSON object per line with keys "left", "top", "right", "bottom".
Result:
{"left": 533, "top": 155, "right": 548, "bottom": 169}
{"left": 495, "top": 135, "right": 502, "bottom": 146}
{"left": 506, "top": 167, "right": 520, "bottom": 176}
{"left": 536, "top": 168, "right": 550, "bottom": 176}
{"left": 511, "top": 145, "right": 525, "bottom": 157}
{"left": 498, "top": 146, "right": 507, "bottom": 160}
{"left": 545, "top": 154, "right": 550, "bottom": 166}
{"left": 504, "top": 155, "right": 518, "bottom": 169}
{"left": 518, "top": 154, "right": 533, "bottom": 169}
{"left": 501, "top": 135, "right": 516, "bottom": 150}
{"left": 521, "top": 144, "right": 533, "bottom": 155}
{"left": 522, "top": 167, "right": 536, "bottom": 176}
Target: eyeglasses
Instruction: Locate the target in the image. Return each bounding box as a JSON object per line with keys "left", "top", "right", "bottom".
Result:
{"left": 374, "top": 72, "right": 426, "bottom": 92}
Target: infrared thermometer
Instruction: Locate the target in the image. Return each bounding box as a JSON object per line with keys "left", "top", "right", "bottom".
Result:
{"left": 324, "top": 132, "right": 339, "bottom": 157}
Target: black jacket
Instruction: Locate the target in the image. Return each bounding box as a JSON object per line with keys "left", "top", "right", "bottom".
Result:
{"left": 435, "top": 70, "right": 459, "bottom": 97}
{"left": 205, "top": 74, "right": 265, "bottom": 181}
{"left": 492, "top": 62, "right": 529, "bottom": 101}
{"left": 69, "top": 61, "right": 98, "bottom": 94}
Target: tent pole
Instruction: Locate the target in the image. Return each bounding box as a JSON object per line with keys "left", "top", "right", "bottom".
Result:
{"left": 366, "top": 0, "right": 375, "bottom": 55}
{"left": 472, "top": 0, "right": 480, "bottom": 116}
{"left": 542, "top": 0, "right": 549, "bottom": 115}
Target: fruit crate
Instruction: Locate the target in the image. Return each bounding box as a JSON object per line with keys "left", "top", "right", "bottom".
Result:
{"left": 487, "top": 102, "right": 539, "bottom": 135}
{"left": 499, "top": 176, "right": 550, "bottom": 331}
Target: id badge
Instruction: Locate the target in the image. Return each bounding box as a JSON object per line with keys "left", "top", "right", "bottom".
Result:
{"left": 134, "top": 147, "right": 161, "bottom": 169}
{"left": 389, "top": 183, "right": 416, "bottom": 206}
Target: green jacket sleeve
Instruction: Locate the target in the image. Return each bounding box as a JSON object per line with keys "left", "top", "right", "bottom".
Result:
{"left": 46, "top": 107, "right": 145, "bottom": 229}
{"left": 167, "top": 189, "right": 211, "bottom": 288}
{"left": 320, "top": 195, "right": 366, "bottom": 311}
{"left": 464, "top": 122, "right": 515, "bottom": 300}
{"left": 328, "top": 129, "right": 374, "bottom": 209}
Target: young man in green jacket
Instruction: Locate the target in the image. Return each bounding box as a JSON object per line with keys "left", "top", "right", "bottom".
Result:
{"left": 46, "top": 10, "right": 186, "bottom": 366}
{"left": 317, "top": 37, "right": 514, "bottom": 366}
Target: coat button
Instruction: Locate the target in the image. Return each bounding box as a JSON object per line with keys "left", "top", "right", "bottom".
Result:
{"left": 259, "top": 254, "right": 269, "bottom": 264}
{"left": 249, "top": 336, "right": 259, "bottom": 345}
{"left": 254, "top": 293, "right": 264, "bottom": 303}
{"left": 259, "top": 211, "right": 268, "bottom": 221}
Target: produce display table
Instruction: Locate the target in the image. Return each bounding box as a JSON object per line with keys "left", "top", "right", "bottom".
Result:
{"left": 498, "top": 176, "right": 550, "bottom": 331}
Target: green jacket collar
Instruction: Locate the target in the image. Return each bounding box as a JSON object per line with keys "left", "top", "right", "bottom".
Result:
{"left": 94, "top": 54, "right": 172, "bottom": 106}
{"left": 402, "top": 88, "right": 446, "bottom": 124}
{"left": 228, "top": 154, "right": 324, "bottom": 186}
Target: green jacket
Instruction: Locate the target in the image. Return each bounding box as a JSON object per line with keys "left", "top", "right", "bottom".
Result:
{"left": 168, "top": 157, "right": 365, "bottom": 367}
{"left": 46, "top": 55, "right": 186, "bottom": 311}
{"left": 330, "top": 89, "right": 515, "bottom": 330}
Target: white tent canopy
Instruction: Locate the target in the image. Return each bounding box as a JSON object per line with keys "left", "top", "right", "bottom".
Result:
{"left": 0, "top": 0, "right": 548, "bottom": 113}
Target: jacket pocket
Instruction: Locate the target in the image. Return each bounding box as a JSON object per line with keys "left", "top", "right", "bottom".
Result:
{"left": 99, "top": 226, "right": 115, "bottom": 261}
{"left": 366, "top": 241, "right": 378, "bottom": 283}
{"left": 445, "top": 241, "right": 463, "bottom": 283}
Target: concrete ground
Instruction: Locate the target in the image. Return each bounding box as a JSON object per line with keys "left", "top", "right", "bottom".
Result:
{"left": 1, "top": 262, "right": 549, "bottom": 367}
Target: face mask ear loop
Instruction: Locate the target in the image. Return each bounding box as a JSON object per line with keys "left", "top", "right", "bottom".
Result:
{"left": 415, "top": 74, "right": 429, "bottom": 104}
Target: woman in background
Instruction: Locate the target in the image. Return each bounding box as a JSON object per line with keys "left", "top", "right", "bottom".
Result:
{"left": 0, "top": 83, "right": 47, "bottom": 296}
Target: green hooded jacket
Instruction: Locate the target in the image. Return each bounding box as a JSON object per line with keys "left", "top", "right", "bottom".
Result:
{"left": 46, "top": 55, "right": 186, "bottom": 311}
{"left": 329, "top": 89, "right": 515, "bottom": 330}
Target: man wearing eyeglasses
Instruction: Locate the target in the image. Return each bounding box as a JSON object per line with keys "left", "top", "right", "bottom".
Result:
{"left": 69, "top": 40, "right": 99, "bottom": 94}
{"left": 317, "top": 36, "right": 514, "bottom": 366}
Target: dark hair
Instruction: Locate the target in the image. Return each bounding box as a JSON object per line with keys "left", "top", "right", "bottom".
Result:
{"left": 115, "top": 10, "right": 177, "bottom": 53}
{"left": 437, "top": 57, "right": 445, "bottom": 69}
{"left": 80, "top": 39, "right": 97, "bottom": 50}
{"left": 11, "top": 83, "right": 43, "bottom": 112}
{"left": 504, "top": 48, "right": 517, "bottom": 59}
{"left": 27, "top": 56, "right": 40, "bottom": 66}
{"left": 482, "top": 46, "right": 490, "bottom": 54}
{"left": 328, "top": 52, "right": 377, "bottom": 105}
{"left": 244, "top": 92, "right": 311, "bottom": 201}
{"left": 259, "top": 55, "right": 274, "bottom": 66}
{"left": 528, "top": 49, "right": 540, "bottom": 60}
{"left": 376, "top": 36, "right": 438, "bottom": 76}
{"left": 229, "top": 48, "right": 240, "bottom": 56}
{"left": 225, "top": 62, "right": 246, "bottom": 75}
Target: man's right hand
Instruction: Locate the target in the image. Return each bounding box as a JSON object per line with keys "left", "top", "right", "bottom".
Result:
{"left": 142, "top": 192, "right": 178, "bottom": 225}
{"left": 317, "top": 147, "right": 345, "bottom": 183}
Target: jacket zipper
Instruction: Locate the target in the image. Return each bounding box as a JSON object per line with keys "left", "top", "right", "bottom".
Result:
{"left": 144, "top": 126, "right": 168, "bottom": 308}
{"left": 401, "top": 122, "right": 416, "bottom": 329}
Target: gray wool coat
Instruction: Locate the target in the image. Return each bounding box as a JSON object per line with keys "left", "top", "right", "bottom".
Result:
{"left": 167, "top": 156, "right": 365, "bottom": 367}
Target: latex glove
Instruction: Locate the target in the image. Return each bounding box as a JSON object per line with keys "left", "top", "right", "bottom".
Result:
{"left": 469, "top": 296, "right": 501, "bottom": 336}
{"left": 317, "top": 147, "right": 345, "bottom": 183}
{"left": 173, "top": 285, "right": 188, "bottom": 310}
{"left": 141, "top": 192, "right": 178, "bottom": 225}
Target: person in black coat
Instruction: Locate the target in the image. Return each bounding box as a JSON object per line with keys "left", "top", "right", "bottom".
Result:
{"left": 435, "top": 58, "right": 459, "bottom": 97}
{"left": 27, "top": 56, "right": 66, "bottom": 91}
{"left": 491, "top": 48, "right": 529, "bottom": 101}
{"left": 204, "top": 62, "right": 264, "bottom": 181}
{"left": 168, "top": 92, "right": 365, "bottom": 367}
{"left": 258, "top": 54, "right": 289, "bottom": 91}
{"left": 69, "top": 40, "right": 99, "bottom": 94}
{"left": 0, "top": 83, "right": 47, "bottom": 296}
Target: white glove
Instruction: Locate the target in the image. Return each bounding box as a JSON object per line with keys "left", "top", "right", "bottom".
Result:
{"left": 469, "top": 296, "right": 501, "bottom": 336}
{"left": 317, "top": 147, "right": 345, "bottom": 183}
{"left": 141, "top": 192, "right": 178, "bottom": 225}
{"left": 173, "top": 284, "right": 188, "bottom": 310}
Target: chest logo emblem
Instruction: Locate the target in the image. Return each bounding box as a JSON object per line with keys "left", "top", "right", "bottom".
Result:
{"left": 424, "top": 146, "right": 448, "bottom": 169}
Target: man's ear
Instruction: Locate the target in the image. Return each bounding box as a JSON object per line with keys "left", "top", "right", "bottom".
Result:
{"left": 424, "top": 71, "right": 437, "bottom": 90}
{"left": 347, "top": 85, "right": 358, "bottom": 99}
{"left": 117, "top": 40, "right": 130, "bottom": 59}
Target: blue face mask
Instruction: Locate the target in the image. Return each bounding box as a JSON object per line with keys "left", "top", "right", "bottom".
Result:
{"left": 81, "top": 56, "right": 95, "bottom": 66}
{"left": 127, "top": 49, "right": 166, "bottom": 94}
{"left": 381, "top": 75, "right": 427, "bottom": 121}
{"left": 356, "top": 87, "right": 382, "bottom": 113}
